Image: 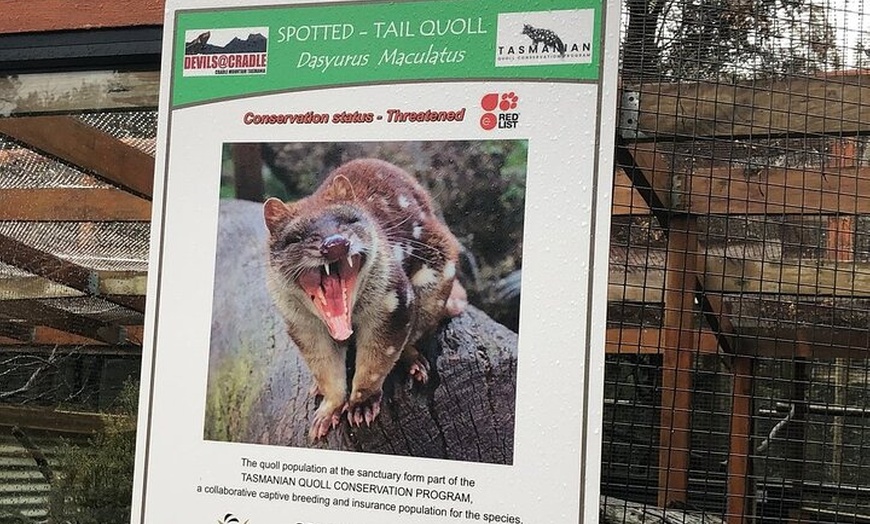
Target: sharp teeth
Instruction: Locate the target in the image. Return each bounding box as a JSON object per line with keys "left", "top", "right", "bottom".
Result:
{"left": 347, "top": 256, "right": 354, "bottom": 268}
{"left": 324, "top": 263, "right": 330, "bottom": 276}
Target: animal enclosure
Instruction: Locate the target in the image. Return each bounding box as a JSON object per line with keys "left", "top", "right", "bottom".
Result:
{"left": 606, "top": 0, "right": 870, "bottom": 522}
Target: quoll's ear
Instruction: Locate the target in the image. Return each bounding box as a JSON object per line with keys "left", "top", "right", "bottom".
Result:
{"left": 263, "top": 197, "right": 291, "bottom": 234}
{"left": 324, "top": 174, "right": 356, "bottom": 202}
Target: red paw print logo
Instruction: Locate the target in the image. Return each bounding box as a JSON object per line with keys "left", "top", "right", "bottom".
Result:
{"left": 499, "top": 92, "right": 519, "bottom": 111}
{"left": 479, "top": 92, "right": 520, "bottom": 131}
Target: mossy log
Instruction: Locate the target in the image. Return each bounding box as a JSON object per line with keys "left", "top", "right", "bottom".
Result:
{"left": 208, "top": 199, "right": 517, "bottom": 464}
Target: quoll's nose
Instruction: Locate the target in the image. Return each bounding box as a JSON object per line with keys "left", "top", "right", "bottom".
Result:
{"left": 320, "top": 234, "right": 350, "bottom": 261}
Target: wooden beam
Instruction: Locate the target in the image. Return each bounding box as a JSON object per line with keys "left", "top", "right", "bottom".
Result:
{"left": 125, "top": 325, "right": 145, "bottom": 345}
{"left": 604, "top": 326, "right": 870, "bottom": 358}
{"left": 0, "top": 271, "right": 146, "bottom": 301}
{"left": 704, "top": 258, "right": 870, "bottom": 296}
{"left": 611, "top": 247, "right": 870, "bottom": 298}
{"left": 609, "top": 269, "right": 664, "bottom": 302}
{"left": 0, "top": 344, "right": 141, "bottom": 356}
{"left": 99, "top": 271, "right": 148, "bottom": 296}
{"left": 629, "top": 74, "right": 870, "bottom": 139}
{"left": 106, "top": 295, "right": 147, "bottom": 313}
{"left": 0, "top": 326, "right": 143, "bottom": 347}
{"left": 734, "top": 326, "right": 870, "bottom": 359}
{"left": 823, "top": 213, "right": 850, "bottom": 488}
{"left": 0, "top": 275, "right": 80, "bottom": 301}
{"left": 658, "top": 217, "right": 698, "bottom": 508}
{"left": 688, "top": 165, "right": 870, "bottom": 215}
{"left": 0, "top": 70, "right": 159, "bottom": 115}
{"left": 695, "top": 280, "right": 736, "bottom": 354}
{"left": 0, "top": 116, "right": 154, "bottom": 199}
{"left": 0, "top": 188, "right": 151, "bottom": 221}
{"left": 614, "top": 142, "right": 672, "bottom": 217}
{"left": 0, "top": 1, "right": 162, "bottom": 34}
{"left": 30, "top": 326, "right": 111, "bottom": 346}
{"left": 628, "top": 143, "right": 672, "bottom": 209}
{"left": 0, "top": 321, "right": 33, "bottom": 342}
{"left": 726, "top": 356, "right": 753, "bottom": 524}
{"left": 613, "top": 169, "right": 652, "bottom": 215}
{"left": 606, "top": 327, "right": 720, "bottom": 354}
{"left": 0, "top": 233, "right": 95, "bottom": 294}
{"left": 0, "top": 234, "right": 147, "bottom": 312}
{"left": 0, "top": 300, "right": 126, "bottom": 345}
{"left": 0, "top": 405, "right": 111, "bottom": 434}
{"left": 826, "top": 216, "right": 854, "bottom": 262}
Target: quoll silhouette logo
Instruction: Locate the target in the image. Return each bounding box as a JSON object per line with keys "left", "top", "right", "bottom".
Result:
{"left": 495, "top": 10, "right": 595, "bottom": 66}
{"left": 479, "top": 92, "right": 520, "bottom": 131}
{"left": 218, "top": 513, "right": 248, "bottom": 524}
{"left": 521, "top": 24, "right": 567, "bottom": 57}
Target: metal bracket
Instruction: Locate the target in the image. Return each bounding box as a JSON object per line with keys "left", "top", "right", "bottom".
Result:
{"left": 87, "top": 271, "right": 100, "bottom": 296}
{"left": 619, "top": 90, "right": 646, "bottom": 140}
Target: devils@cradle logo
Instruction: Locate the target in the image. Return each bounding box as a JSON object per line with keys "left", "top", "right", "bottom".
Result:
{"left": 479, "top": 92, "right": 520, "bottom": 131}
{"left": 183, "top": 27, "right": 268, "bottom": 77}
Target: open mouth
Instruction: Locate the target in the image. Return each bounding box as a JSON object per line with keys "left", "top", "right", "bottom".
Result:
{"left": 296, "top": 253, "right": 363, "bottom": 341}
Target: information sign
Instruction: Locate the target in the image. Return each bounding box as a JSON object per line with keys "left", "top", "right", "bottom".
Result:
{"left": 133, "top": 1, "right": 619, "bottom": 522}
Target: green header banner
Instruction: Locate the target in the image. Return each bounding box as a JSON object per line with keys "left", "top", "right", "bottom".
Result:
{"left": 172, "top": 0, "right": 602, "bottom": 106}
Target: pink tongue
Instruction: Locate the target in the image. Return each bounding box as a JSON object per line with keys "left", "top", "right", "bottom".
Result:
{"left": 325, "top": 316, "right": 353, "bottom": 341}
{"left": 322, "top": 274, "right": 344, "bottom": 316}
{"left": 322, "top": 274, "right": 352, "bottom": 341}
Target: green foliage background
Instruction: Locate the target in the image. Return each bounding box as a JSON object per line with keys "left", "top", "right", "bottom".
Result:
{"left": 50, "top": 381, "right": 138, "bottom": 524}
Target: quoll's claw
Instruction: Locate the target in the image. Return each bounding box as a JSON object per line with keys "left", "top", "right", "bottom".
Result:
{"left": 309, "top": 417, "right": 330, "bottom": 441}
{"left": 408, "top": 355, "right": 430, "bottom": 385}
{"left": 366, "top": 403, "right": 380, "bottom": 425}
{"left": 309, "top": 400, "right": 344, "bottom": 441}
{"left": 347, "top": 391, "right": 383, "bottom": 428}
{"left": 348, "top": 409, "right": 357, "bottom": 427}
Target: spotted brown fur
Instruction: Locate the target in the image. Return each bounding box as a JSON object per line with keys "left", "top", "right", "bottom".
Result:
{"left": 263, "top": 159, "right": 465, "bottom": 440}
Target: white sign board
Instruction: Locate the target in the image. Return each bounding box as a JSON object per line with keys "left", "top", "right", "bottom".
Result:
{"left": 133, "top": 0, "right": 619, "bottom": 522}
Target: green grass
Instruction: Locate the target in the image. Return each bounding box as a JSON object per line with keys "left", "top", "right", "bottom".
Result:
{"left": 204, "top": 348, "right": 264, "bottom": 442}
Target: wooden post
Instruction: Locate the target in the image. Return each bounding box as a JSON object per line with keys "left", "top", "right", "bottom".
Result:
{"left": 825, "top": 215, "right": 851, "bottom": 485}
{"left": 826, "top": 216, "right": 854, "bottom": 262}
{"left": 657, "top": 216, "right": 697, "bottom": 507}
{"left": 232, "top": 143, "right": 265, "bottom": 202}
{"left": 726, "top": 356, "right": 753, "bottom": 524}
{"left": 783, "top": 356, "right": 809, "bottom": 515}
{"left": 824, "top": 138, "right": 854, "bottom": 487}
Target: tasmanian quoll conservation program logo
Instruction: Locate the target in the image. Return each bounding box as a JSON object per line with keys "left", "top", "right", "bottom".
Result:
{"left": 183, "top": 27, "right": 269, "bottom": 76}
{"left": 496, "top": 10, "right": 594, "bottom": 66}
{"left": 479, "top": 92, "right": 520, "bottom": 131}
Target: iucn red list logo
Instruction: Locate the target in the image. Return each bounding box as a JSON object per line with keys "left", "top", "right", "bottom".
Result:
{"left": 479, "top": 92, "right": 520, "bottom": 131}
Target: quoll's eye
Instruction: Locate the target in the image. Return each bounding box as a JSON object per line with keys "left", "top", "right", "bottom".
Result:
{"left": 276, "top": 233, "right": 302, "bottom": 250}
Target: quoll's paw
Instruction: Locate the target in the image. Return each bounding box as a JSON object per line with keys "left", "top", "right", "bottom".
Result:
{"left": 347, "top": 389, "right": 383, "bottom": 428}
{"left": 309, "top": 399, "right": 344, "bottom": 441}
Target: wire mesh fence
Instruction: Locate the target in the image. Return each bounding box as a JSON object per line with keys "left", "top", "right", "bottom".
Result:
{"left": 609, "top": 0, "right": 870, "bottom": 522}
